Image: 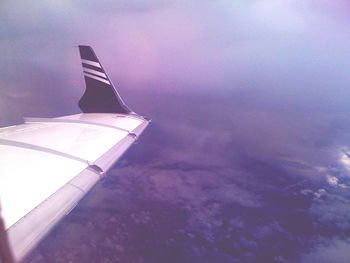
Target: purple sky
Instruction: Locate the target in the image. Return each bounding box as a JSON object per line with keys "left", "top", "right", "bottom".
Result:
{"left": 2, "top": 1, "right": 350, "bottom": 262}
{"left": 1, "top": 0, "right": 350, "bottom": 121}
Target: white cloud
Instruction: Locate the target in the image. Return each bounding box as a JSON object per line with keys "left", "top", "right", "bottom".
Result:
{"left": 339, "top": 148, "right": 350, "bottom": 173}
{"left": 326, "top": 175, "right": 339, "bottom": 187}
{"left": 313, "top": 188, "right": 326, "bottom": 200}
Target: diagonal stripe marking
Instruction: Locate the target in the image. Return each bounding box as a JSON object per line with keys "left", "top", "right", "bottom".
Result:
{"left": 81, "top": 59, "right": 101, "bottom": 68}
{"left": 83, "top": 67, "right": 107, "bottom": 78}
{"left": 84, "top": 72, "right": 110, "bottom": 85}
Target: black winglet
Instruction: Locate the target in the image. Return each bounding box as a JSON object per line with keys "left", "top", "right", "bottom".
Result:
{"left": 78, "top": 45, "right": 132, "bottom": 114}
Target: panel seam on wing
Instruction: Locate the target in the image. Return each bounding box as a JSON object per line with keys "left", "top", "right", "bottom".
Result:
{"left": 0, "top": 139, "right": 89, "bottom": 164}
{"left": 24, "top": 117, "right": 132, "bottom": 134}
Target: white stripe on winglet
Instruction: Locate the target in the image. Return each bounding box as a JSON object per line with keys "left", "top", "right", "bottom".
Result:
{"left": 83, "top": 67, "right": 107, "bottom": 78}
{"left": 81, "top": 59, "right": 102, "bottom": 68}
{"left": 84, "top": 72, "right": 110, "bottom": 85}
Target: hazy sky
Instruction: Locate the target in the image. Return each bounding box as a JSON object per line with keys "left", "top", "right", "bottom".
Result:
{"left": 1, "top": 0, "right": 349, "bottom": 123}
{"left": 2, "top": 1, "right": 350, "bottom": 262}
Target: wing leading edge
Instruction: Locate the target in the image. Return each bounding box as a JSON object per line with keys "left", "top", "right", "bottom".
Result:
{"left": 0, "top": 46, "right": 149, "bottom": 262}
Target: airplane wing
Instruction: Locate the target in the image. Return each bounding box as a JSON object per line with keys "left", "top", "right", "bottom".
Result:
{"left": 0, "top": 46, "right": 149, "bottom": 262}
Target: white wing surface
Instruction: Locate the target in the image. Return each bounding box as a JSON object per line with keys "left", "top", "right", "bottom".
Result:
{"left": 0, "top": 46, "right": 149, "bottom": 262}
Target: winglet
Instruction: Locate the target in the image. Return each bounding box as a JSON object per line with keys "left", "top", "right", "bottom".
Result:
{"left": 78, "top": 45, "right": 132, "bottom": 114}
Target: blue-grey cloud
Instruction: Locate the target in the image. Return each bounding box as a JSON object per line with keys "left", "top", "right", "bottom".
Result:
{"left": 301, "top": 238, "right": 350, "bottom": 263}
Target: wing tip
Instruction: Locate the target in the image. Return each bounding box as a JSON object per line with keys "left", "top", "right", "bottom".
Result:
{"left": 78, "top": 45, "right": 132, "bottom": 114}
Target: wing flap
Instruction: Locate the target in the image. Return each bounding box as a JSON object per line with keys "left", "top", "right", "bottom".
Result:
{"left": 2, "top": 115, "right": 149, "bottom": 262}
{"left": 0, "top": 145, "right": 88, "bottom": 229}
{"left": 7, "top": 169, "right": 99, "bottom": 261}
